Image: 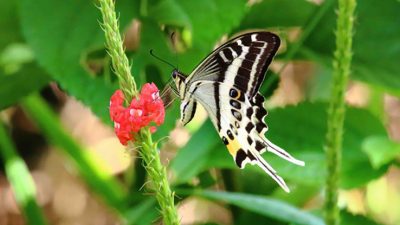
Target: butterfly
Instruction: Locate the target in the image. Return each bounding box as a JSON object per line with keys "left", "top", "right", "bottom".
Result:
{"left": 171, "top": 31, "right": 304, "bottom": 192}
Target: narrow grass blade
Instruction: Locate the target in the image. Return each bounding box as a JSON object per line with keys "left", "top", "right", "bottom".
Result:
{"left": 0, "top": 122, "right": 47, "bottom": 225}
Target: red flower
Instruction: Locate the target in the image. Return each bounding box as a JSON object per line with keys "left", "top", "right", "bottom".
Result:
{"left": 109, "top": 90, "right": 125, "bottom": 119}
{"left": 109, "top": 83, "right": 165, "bottom": 145}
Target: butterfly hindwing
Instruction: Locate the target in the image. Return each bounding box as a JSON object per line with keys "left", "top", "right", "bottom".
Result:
{"left": 189, "top": 82, "right": 304, "bottom": 192}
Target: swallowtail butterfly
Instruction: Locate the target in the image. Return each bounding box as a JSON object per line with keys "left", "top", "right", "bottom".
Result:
{"left": 171, "top": 32, "right": 304, "bottom": 192}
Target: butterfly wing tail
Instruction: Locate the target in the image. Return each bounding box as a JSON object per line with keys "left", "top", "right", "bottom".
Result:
{"left": 248, "top": 149, "right": 290, "bottom": 193}
{"left": 262, "top": 137, "right": 305, "bottom": 166}
{"left": 228, "top": 132, "right": 291, "bottom": 192}
{"left": 251, "top": 93, "right": 305, "bottom": 166}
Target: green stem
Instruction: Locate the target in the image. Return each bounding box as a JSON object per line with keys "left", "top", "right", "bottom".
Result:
{"left": 97, "top": 1, "right": 179, "bottom": 224}
{"left": 324, "top": 0, "right": 356, "bottom": 225}
{"left": 98, "top": 0, "right": 137, "bottom": 102}
{"left": 0, "top": 122, "right": 47, "bottom": 225}
{"left": 137, "top": 129, "right": 180, "bottom": 225}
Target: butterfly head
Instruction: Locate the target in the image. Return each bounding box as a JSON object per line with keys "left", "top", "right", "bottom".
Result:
{"left": 171, "top": 69, "right": 187, "bottom": 99}
{"left": 171, "top": 69, "right": 197, "bottom": 126}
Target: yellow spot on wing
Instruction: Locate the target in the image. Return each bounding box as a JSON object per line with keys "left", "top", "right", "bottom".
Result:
{"left": 234, "top": 90, "right": 241, "bottom": 100}
{"left": 226, "top": 137, "right": 241, "bottom": 157}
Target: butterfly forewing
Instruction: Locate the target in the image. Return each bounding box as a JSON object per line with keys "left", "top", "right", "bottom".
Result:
{"left": 187, "top": 32, "right": 280, "bottom": 98}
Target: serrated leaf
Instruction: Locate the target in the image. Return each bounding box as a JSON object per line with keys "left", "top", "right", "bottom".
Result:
{"left": 362, "top": 136, "right": 400, "bottom": 169}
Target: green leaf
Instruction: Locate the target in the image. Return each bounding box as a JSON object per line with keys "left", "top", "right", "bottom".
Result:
{"left": 362, "top": 136, "right": 400, "bottom": 169}
{"left": 170, "top": 120, "right": 220, "bottom": 184}
{"left": 123, "top": 198, "right": 158, "bottom": 225}
{"left": 239, "top": 0, "right": 316, "bottom": 29}
{"left": 341, "top": 210, "right": 380, "bottom": 225}
{"left": 0, "top": 123, "right": 47, "bottom": 225}
{"left": 173, "top": 0, "right": 248, "bottom": 72}
{"left": 0, "top": 0, "right": 32, "bottom": 75}
{"left": 0, "top": 44, "right": 35, "bottom": 74}
{"left": 19, "top": 0, "right": 138, "bottom": 122}
{"left": 148, "top": 0, "right": 191, "bottom": 27}
{"left": 272, "top": 184, "right": 320, "bottom": 207}
{"left": 130, "top": 19, "right": 174, "bottom": 86}
{"left": 177, "top": 0, "right": 247, "bottom": 47}
{"left": 0, "top": 63, "right": 50, "bottom": 110}
{"left": 181, "top": 190, "right": 324, "bottom": 225}
{"left": 303, "top": 0, "right": 400, "bottom": 95}
{"left": 259, "top": 70, "right": 280, "bottom": 99}
{"left": 152, "top": 103, "right": 180, "bottom": 142}
{"left": 259, "top": 103, "right": 390, "bottom": 189}
{"left": 0, "top": 0, "right": 23, "bottom": 50}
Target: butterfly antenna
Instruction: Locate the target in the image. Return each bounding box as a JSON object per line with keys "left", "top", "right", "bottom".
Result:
{"left": 149, "top": 49, "right": 176, "bottom": 69}
{"left": 170, "top": 32, "right": 179, "bottom": 71}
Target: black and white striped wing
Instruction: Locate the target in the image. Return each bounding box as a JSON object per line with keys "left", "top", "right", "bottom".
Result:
{"left": 187, "top": 32, "right": 280, "bottom": 98}
{"left": 185, "top": 32, "right": 305, "bottom": 192}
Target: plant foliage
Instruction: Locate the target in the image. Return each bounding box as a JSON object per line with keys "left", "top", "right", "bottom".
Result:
{"left": 1, "top": 0, "right": 399, "bottom": 224}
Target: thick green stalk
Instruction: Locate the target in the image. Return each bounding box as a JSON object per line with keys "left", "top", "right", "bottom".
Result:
{"left": 138, "top": 129, "right": 179, "bottom": 225}
{"left": 97, "top": 1, "right": 179, "bottom": 224}
{"left": 98, "top": 0, "right": 137, "bottom": 102}
{"left": 0, "top": 122, "right": 47, "bottom": 225}
{"left": 324, "top": 0, "right": 356, "bottom": 225}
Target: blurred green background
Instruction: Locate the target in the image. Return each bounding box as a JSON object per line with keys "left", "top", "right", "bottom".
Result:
{"left": 1, "top": 0, "right": 400, "bottom": 224}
